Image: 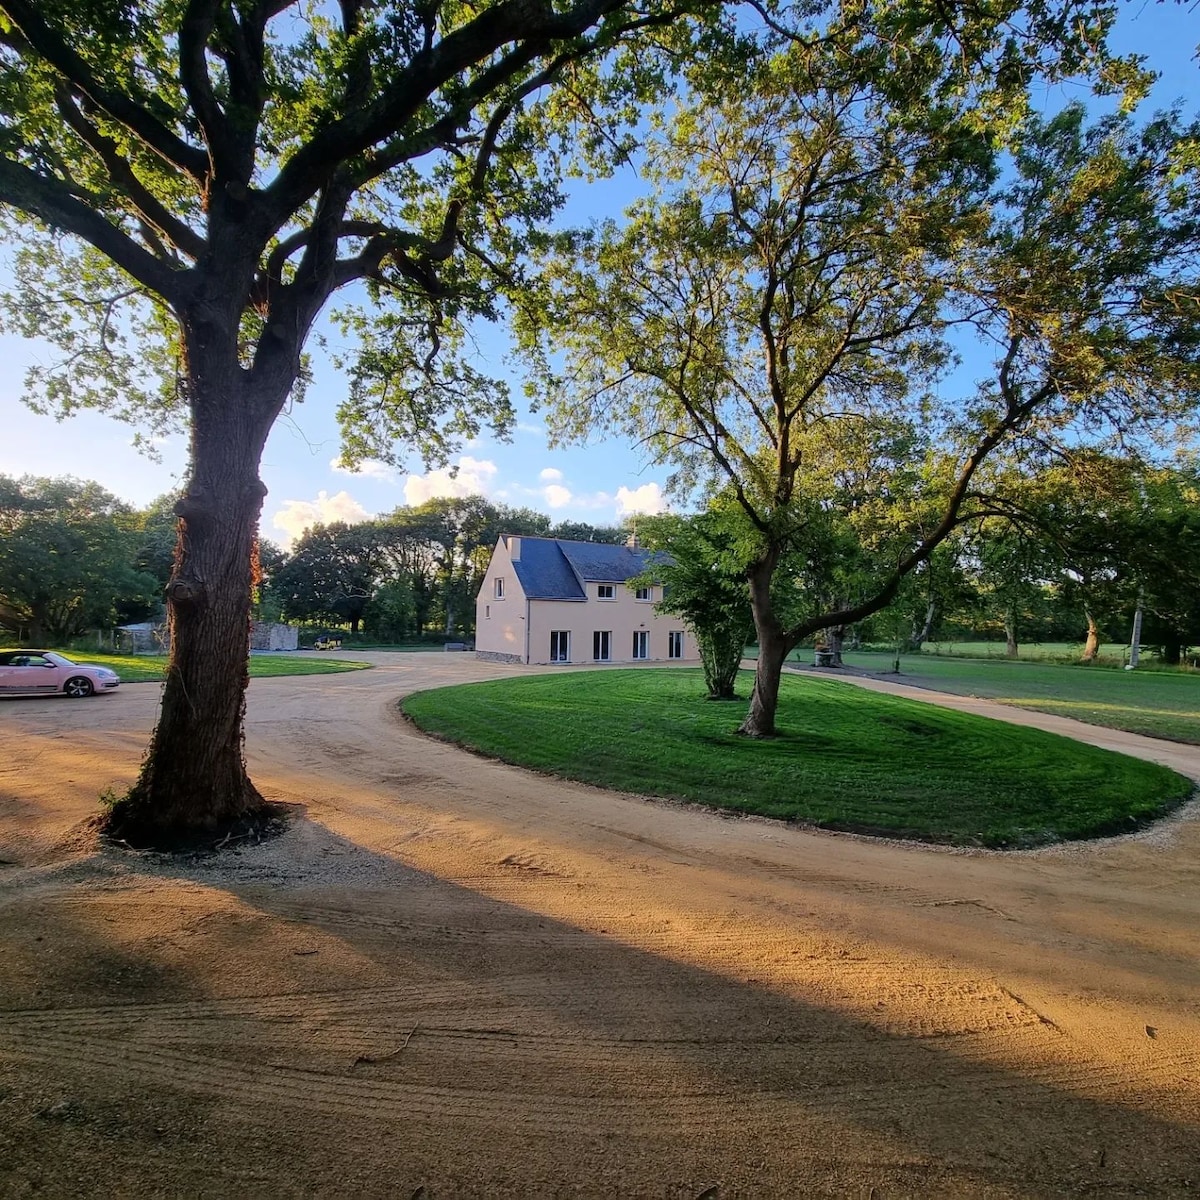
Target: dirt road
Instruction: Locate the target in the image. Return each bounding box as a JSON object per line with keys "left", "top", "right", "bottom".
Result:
{"left": 2, "top": 654, "right": 1198, "bottom": 1197}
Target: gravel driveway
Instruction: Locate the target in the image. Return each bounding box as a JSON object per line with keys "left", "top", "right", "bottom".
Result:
{"left": 1, "top": 652, "right": 1198, "bottom": 1197}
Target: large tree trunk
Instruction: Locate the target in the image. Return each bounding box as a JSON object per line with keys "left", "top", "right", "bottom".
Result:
{"left": 910, "top": 600, "right": 936, "bottom": 651}
{"left": 739, "top": 553, "right": 787, "bottom": 738}
{"left": 1080, "top": 609, "right": 1100, "bottom": 663}
{"left": 109, "top": 353, "right": 278, "bottom": 843}
{"left": 825, "top": 624, "right": 845, "bottom": 667}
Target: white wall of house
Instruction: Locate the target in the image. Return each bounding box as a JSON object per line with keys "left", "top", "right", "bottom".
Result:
{"left": 475, "top": 538, "right": 529, "bottom": 663}
{"left": 525, "top": 584, "right": 692, "bottom": 665}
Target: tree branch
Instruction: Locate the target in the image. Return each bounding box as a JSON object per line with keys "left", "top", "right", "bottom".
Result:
{"left": 0, "top": 0, "right": 209, "bottom": 182}
{"left": 52, "top": 86, "right": 206, "bottom": 261}
{"left": 0, "top": 156, "right": 186, "bottom": 303}
{"left": 179, "top": 0, "right": 233, "bottom": 177}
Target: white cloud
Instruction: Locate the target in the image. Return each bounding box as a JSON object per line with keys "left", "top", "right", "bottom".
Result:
{"left": 329, "top": 456, "right": 398, "bottom": 483}
{"left": 615, "top": 482, "right": 668, "bottom": 517}
{"left": 271, "top": 490, "right": 373, "bottom": 547}
{"left": 543, "top": 484, "right": 572, "bottom": 509}
{"left": 517, "top": 422, "right": 546, "bottom": 437}
{"left": 539, "top": 467, "right": 564, "bottom": 483}
{"left": 403, "top": 455, "right": 499, "bottom": 506}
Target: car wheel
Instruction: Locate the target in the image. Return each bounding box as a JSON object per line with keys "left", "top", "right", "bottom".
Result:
{"left": 63, "top": 676, "right": 94, "bottom": 698}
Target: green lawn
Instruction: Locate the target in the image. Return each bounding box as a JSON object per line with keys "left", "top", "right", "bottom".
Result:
{"left": 839, "top": 652, "right": 1200, "bottom": 744}
{"left": 402, "top": 669, "right": 1191, "bottom": 848}
{"left": 46, "top": 651, "right": 372, "bottom": 684}
{"left": 910, "top": 640, "right": 1132, "bottom": 663}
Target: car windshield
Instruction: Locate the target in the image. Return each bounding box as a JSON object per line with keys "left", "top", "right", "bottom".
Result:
{"left": 44, "top": 652, "right": 75, "bottom": 667}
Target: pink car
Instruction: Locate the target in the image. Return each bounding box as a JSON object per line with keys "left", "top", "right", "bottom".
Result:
{"left": 0, "top": 650, "right": 121, "bottom": 698}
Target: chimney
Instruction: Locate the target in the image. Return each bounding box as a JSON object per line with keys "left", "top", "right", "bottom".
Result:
{"left": 507, "top": 535, "right": 521, "bottom": 561}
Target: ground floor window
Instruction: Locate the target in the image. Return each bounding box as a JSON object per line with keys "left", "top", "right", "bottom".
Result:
{"left": 593, "top": 630, "right": 612, "bottom": 661}
{"left": 632, "top": 630, "right": 649, "bottom": 660}
{"left": 550, "top": 631, "right": 570, "bottom": 662}
{"left": 668, "top": 630, "right": 683, "bottom": 659}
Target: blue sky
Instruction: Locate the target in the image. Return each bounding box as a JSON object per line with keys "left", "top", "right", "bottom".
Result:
{"left": 0, "top": 4, "right": 1195, "bottom": 547}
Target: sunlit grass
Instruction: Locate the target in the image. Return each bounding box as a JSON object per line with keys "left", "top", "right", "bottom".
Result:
{"left": 840, "top": 652, "right": 1200, "bottom": 744}
{"left": 403, "top": 669, "right": 1191, "bottom": 848}
{"left": 29, "top": 651, "right": 372, "bottom": 684}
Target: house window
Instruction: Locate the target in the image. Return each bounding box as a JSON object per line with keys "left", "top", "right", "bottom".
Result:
{"left": 632, "top": 630, "right": 649, "bottom": 660}
{"left": 635, "top": 586, "right": 652, "bottom": 601}
{"left": 597, "top": 584, "right": 615, "bottom": 600}
{"left": 593, "top": 631, "right": 612, "bottom": 661}
{"left": 668, "top": 630, "right": 683, "bottom": 659}
{"left": 485, "top": 605, "right": 491, "bottom": 620}
{"left": 550, "top": 631, "right": 570, "bottom": 662}
{"left": 494, "top": 577, "right": 505, "bottom": 599}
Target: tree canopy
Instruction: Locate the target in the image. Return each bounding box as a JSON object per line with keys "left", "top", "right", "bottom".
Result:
{"left": 0, "top": 474, "right": 158, "bottom": 641}
{"left": 526, "top": 30, "right": 1200, "bottom": 735}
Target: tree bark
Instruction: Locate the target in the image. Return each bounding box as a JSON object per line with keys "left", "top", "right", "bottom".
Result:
{"left": 739, "top": 553, "right": 788, "bottom": 738}
{"left": 1081, "top": 609, "right": 1100, "bottom": 663}
{"left": 1004, "top": 606, "right": 1019, "bottom": 659}
{"left": 825, "top": 625, "right": 845, "bottom": 666}
{"left": 910, "top": 600, "right": 936, "bottom": 651}
{"left": 109, "top": 347, "right": 278, "bottom": 843}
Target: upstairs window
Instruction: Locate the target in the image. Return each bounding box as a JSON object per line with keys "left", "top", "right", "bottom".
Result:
{"left": 494, "top": 577, "right": 505, "bottom": 599}
{"left": 597, "top": 584, "right": 615, "bottom": 600}
{"left": 635, "top": 586, "right": 652, "bottom": 601}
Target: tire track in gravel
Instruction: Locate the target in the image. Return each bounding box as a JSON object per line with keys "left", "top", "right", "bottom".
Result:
{"left": 3, "top": 1009, "right": 1192, "bottom": 1137}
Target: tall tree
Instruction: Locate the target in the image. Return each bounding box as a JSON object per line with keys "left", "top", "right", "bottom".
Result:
{"left": 273, "top": 520, "right": 385, "bottom": 633}
{"left": 0, "top": 0, "right": 714, "bottom": 838}
{"left": 527, "top": 43, "right": 1200, "bottom": 735}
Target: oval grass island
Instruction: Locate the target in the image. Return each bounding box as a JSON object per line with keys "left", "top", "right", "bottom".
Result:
{"left": 401, "top": 669, "right": 1193, "bottom": 849}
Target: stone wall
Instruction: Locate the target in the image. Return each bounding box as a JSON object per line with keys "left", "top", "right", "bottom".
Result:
{"left": 475, "top": 649, "right": 523, "bottom": 665}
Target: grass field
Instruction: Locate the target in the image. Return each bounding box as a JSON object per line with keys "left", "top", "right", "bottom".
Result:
{"left": 838, "top": 651, "right": 1200, "bottom": 744}
{"left": 912, "top": 640, "right": 1133, "bottom": 663}
{"left": 403, "top": 669, "right": 1191, "bottom": 848}
{"left": 43, "top": 651, "right": 372, "bottom": 684}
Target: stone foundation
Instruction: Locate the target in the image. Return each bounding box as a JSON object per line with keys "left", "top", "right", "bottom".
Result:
{"left": 475, "top": 649, "right": 524, "bottom": 664}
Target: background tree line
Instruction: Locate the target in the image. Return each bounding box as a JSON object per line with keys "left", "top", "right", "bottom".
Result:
{"left": 0, "top": 475, "right": 627, "bottom": 644}
{"left": 6, "top": 456, "right": 1198, "bottom": 663}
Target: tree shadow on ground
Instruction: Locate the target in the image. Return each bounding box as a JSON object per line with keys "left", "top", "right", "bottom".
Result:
{"left": 2, "top": 809, "right": 1196, "bottom": 1197}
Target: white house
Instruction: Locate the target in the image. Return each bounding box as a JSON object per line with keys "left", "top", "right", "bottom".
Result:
{"left": 475, "top": 535, "right": 698, "bottom": 666}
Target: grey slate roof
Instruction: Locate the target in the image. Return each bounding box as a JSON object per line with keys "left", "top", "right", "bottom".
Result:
{"left": 507, "top": 537, "right": 661, "bottom": 601}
